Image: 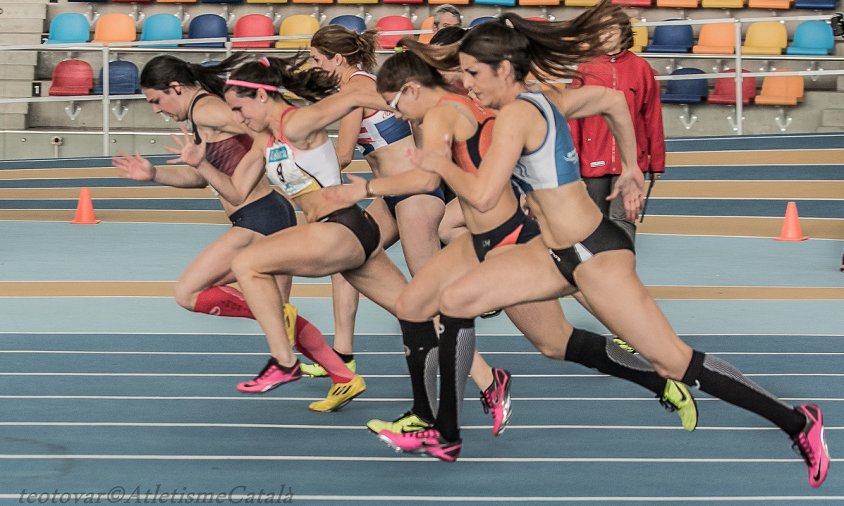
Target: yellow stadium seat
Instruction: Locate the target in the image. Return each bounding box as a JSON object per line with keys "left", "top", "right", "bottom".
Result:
{"left": 630, "top": 18, "right": 648, "bottom": 53}
{"left": 742, "top": 21, "right": 787, "bottom": 55}
{"left": 276, "top": 14, "right": 319, "bottom": 49}
{"left": 92, "top": 13, "right": 136, "bottom": 45}
{"left": 700, "top": 0, "right": 743, "bottom": 7}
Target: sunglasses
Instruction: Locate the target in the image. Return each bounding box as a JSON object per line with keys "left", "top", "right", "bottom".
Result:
{"left": 388, "top": 83, "right": 412, "bottom": 110}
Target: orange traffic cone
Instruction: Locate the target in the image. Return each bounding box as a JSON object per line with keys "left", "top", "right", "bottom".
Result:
{"left": 775, "top": 201, "right": 807, "bottom": 241}
{"left": 70, "top": 187, "right": 100, "bottom": 224}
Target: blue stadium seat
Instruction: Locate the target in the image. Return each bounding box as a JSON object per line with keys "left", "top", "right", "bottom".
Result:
{"left": 786, "top": 21, "right": 835, "bottom": 55}
{"left": 646, "top": 22, "right": 694, "bottom": 53}
{"left": 46, "top": 12, "right": 90, "bottom": 44}
{"left": 93, "top": 60, "right": 140, "bottom": 96}
{"left": 329, "top": 15, "right": 367, "bottom": 33}
{"left": 474, "top": 0, "right": 516, "bottom": 5}
{"left": 186, "top": 13, "right": 228, "bottom": 48}
{"left": 793, "top": 0, "right": 837, "bottom": 7}
{"left": 469, "top": 16, "right": 498, "bottom": 27}
{"left": 140, "top": 13, "right": 182, "bottom": 48}
{"left": 661, "top": 68, "right": 708, "bottom": 103}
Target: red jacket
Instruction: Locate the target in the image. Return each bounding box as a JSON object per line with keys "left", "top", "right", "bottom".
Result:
{"left": 569, "top": 50, "right": 665, "bottom": 177}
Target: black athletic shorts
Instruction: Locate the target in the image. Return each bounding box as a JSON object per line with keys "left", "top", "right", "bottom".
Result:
{"left": 229, "top": 191, "right": 297, "bottom": 236}
{"left": 471, "top": 207, "right": 540, "bottom": 263}
{"left": 318, "top": 205, "right": 381, "bottom": 262}
{"left": 549, "top": 217, "right": 634, "bottom": 288}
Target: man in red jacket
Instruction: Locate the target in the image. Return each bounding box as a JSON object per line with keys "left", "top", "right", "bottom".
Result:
{"left": 569, "top": 16, "right": 665, "bottom": 241}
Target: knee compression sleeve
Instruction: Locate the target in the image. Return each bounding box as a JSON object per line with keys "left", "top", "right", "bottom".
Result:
{"left": 564, "top": 328, "right": 664, "bottom": 395}
{"left": 682, "top": 350, "right": 804, "bottom": 436}
{"left": 399, "top": 319, "right": 439, "bottom": 422}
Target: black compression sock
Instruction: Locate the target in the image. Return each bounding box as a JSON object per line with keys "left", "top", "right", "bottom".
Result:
{"left": 682, "top": 350, "right": 805, "bottom": 436}
{"left": 333, "top": 349, "right": 354, "bottom": 363}
{"left": 434, "top": 315, "right": 475, "bottom": 442}
{"left": 398, "top": 319, "right": 439, "bottom": 422}
{"left": 564, "top": 328, "right": 665, "bottom": 395}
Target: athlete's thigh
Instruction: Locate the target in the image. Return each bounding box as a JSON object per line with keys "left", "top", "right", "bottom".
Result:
{"left": 342, "top": 249, "right": 408, "bottom": 315}
{"left": 395, "top": 194, "right": 446, "bottom": 274}
{"left": 443, "top": 237, "right": 572, "bottom": 316}
{"left": 179, "top": 226, "right": 261, "bottom": 291}
{"left": 438, "top": 198, "right": 467, "bottom": 245}
{"left": 365, "top": 197, "right": 399, "bottom": 249}
{"left": 397, "top": 233, "right": 478, "bottom": 320}
{"left": 574, "top": 250, "right": 691, "bottom": 372}
{"left": 237, "top": 222, "right": 366, "bottom": 278}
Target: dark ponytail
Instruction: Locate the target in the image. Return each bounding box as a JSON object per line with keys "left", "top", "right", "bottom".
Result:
{"left": 311, "top": 25, "right": 380, "bottom": 73}
{"left": 224, "top": 52, "right": 339, "bottom": 103}
{"left": 140, "top": 54, "right": 247, "bottom": 97}
{"left": 460, "top": 0, "right": 630, "bottom": 83}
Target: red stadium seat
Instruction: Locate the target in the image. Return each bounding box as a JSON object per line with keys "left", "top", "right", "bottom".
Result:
{"left": 375, "top": 15, "right": 414, "bottom": 49}
{"left": 50, "top": 60, "right": 94, "bottom": 96}
{"left": 233, "top": 14, "right": 275, "bottom": 48}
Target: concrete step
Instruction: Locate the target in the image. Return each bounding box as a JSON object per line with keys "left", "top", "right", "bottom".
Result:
{"left": 837, "top": 76, "right": 844, "bottom": 93}
{"left": 816, "top": 126, "right": 844, "bottom": 133}
{"left": 0, "top": 113, "right": 26, "bottom": 130}
{"left": 0, "top": 52, "right": 38, "bottom": 66}
{"left": 0, "top": 18, "right": 43, "bottom": 33}
{"left": 0, "top": 81, "right": 35, "bottom": 98}
{"left": 0, "top": 103, "right": 28, "bottom": 114}
{"left": 821, "top": 109, "right": 844, "bottom": 127}
{"left": 0, "top": 2, "right": 47, "bottom": 19}
{"left": 0, "top": 33, "right": 42, "bottom": 45}
{"left": 0, "top": 66, "right": 35, "bottom": 80}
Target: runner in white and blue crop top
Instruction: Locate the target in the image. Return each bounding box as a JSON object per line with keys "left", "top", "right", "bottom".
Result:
{"left": 411, "top": 12, "right": 827, "bottom": 481}
{"left": 510, "top": 91, "right": 582, "bottom": 194}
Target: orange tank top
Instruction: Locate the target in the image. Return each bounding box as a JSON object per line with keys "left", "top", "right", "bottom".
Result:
{"left": 438, "top": 94, "right": 496, "bottom": 174}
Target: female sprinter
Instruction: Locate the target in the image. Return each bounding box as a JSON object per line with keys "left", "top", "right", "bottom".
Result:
{"left": 305, "top": 25, "right": 515, "bottom": 435}
{"left": 325, "top": 47, "right": 697, "bottom": 462}
{"left": 113, "top": 56, "right": 358, "bottom": 408}
{"left": 401, "top": 5, "right": 829, "bottom": 487}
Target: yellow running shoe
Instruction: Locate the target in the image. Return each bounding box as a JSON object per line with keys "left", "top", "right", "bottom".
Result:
{"left": 301, "top": 359, "right": 356, "bottom": 378}
{"left": 659, "top": 380, "right": 698, "bottom": 432}
{"left": 366, "top": 411, "right": 432, "bottom": 435}
{"left": 308, "top": 375, "right": 366, "bottom": 412}
{"left": 283, "top": 303, "right": 297, "bottom": 346}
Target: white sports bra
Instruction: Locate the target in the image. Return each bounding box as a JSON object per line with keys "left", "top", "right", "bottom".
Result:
{"left": 265, "top": 107, "right": 342, "bottom": 199}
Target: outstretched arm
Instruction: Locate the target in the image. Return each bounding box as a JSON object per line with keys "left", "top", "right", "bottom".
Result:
{"left": 112, "top": 151, "right": 207, "bottom": 188}
{"left": 549, "top": 86, "right": 644, "bottom": 220}
{"left": 282, "top": 80, "right": 391, "bottom": 144}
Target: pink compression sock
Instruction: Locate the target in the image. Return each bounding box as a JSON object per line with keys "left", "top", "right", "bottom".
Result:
{"left": 194, "top": 286, "right": 254, "bottom": 318}
{"left": 294, "top": 316, "right": 355, "bottom": 384}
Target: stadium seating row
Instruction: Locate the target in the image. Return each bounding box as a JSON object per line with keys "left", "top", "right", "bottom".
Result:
{"left": 62, "top": 0, "right": 839, "bottom": 7}
{"left": 662, "top": 68, "right": 804, "bottom": 106}
{"left": 46, "top": 55, "right": 806, "bottom": 110}
{"left": 46, "top": 11, "right": 838, "bottom": 54}
{"left": 641, "top": 19, "right": 835, "bottom": 55}
{"left": 45, "top": 12, "right": 424, "bottom": 48}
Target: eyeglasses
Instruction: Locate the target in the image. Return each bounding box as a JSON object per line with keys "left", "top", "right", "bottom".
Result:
{"left": 388, "top": 83, "right": 411, "bottom": 110}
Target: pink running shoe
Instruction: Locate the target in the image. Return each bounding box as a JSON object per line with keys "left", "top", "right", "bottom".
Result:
{"left": 792, "top": 404, "right": 830, "bottom": 488}
{"left": 378, "top": 428, "right": 462, "bottom": 462}
{"left": 237, "top": 358, "right": 301, "bottom": 394}
{"left": 480, "top": 368, "right": 512, "bottom": 436}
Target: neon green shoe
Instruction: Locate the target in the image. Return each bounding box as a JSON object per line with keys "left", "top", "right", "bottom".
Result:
{"left": 300, "top": 359, "right": 356, "bottom": 378}
{"left": 308, "top": 375, "right": 366, "bottom": 412}
{"left": 659, "top": 380, "right": 698, "bottom": 432}
{"left": 283, "top": 303, "right": 297, "bottom": 346}
{"left": 612, "top": 337, "right": 636, "bottom": 354}
{"left": 366, "top": 411, "right": 432, "bottom": 435}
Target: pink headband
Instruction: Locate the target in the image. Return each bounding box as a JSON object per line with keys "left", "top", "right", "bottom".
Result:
{"left": 225, "top": 79, "right": 280, "bottom": 92}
